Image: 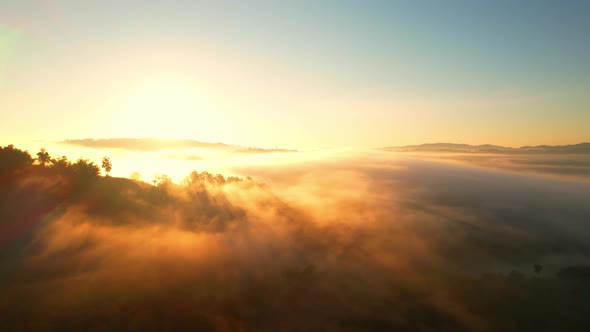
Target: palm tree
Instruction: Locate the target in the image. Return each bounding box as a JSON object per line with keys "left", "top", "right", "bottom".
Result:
{"left": 101, "top": 156, "right": 112, "bottom": 176}
{"left": 36, "top": 148, "right": 51, "bottom": 167}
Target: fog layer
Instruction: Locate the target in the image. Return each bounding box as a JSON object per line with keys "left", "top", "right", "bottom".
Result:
{"left": 1, "top": 150, "right": 590, "bottom": 331}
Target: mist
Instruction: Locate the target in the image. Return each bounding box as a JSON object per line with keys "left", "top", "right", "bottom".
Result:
{"left": 1, "top": 146, "right": 590, "bottom": 331}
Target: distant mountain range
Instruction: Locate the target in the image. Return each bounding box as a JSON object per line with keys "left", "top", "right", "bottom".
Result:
{"left": 384, "top": 142, "right": 590, "bottom": 154}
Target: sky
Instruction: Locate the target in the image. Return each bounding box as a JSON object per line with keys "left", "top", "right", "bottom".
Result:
{"left": 1, "top": 0, "right": 589, "bottom": 149}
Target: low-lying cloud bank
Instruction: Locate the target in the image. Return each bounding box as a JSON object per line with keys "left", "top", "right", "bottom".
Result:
{"left": 1, "top": 150, "right": 590, "bottom": 331}
{"left": 383, "top": 142, "right": 590, "bottom": 179}
{"left": 61, "top": 138, "right": 232, "bottom": 151}
{"left": 61, "top": 138, "right": 298, "bottom": 154}
{"left": 393, "top": 153, "right": 590, "bottom": 179}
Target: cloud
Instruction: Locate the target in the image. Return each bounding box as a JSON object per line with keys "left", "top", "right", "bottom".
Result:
{"left": 60, "top": 138, "right": 231, "bottom": 151}
{"left": 234, "top": 147, "right": 298, "bottom": 154}
{"left": 399, "top": 153, "right": 590, "bottom": 179}
{"left": 1, "top": 153, "right": 590, "bottom": 331}
{"left": 164, "top": 153, "right": 204, "bottom": 161}
{"left": 60, "top": 138, "right": 298, "bottom": 155}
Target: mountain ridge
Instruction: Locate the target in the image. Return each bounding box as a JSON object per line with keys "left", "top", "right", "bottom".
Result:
{"left": 384, "top": 142, "right": 590, "bottom": 154}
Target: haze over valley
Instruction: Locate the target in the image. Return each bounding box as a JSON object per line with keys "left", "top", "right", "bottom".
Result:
{"left": 1, "top": 1, "right": 590, "bottom": 331}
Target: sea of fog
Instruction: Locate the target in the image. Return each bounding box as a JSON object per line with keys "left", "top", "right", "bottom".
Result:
{"left": 2, "top": 140, "right": 590, "bottom": 331}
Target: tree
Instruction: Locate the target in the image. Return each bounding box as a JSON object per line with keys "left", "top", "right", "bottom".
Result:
{"left": 71, "top": 158, "right": 100, "bottom": 178}
{"left": 36, "top": 148, "right": 51, "bottom": 167}
{"left": 153, "top": 174, "right": 172, "bottom": 188}
{"left": 0, "top": 145, "right": 33, "bottom": 172}
{"left": 101, "top": 156, "right": 112, "bottom": 176}
{"left": 51, "top": 156, "right": 71, "bottom": 170}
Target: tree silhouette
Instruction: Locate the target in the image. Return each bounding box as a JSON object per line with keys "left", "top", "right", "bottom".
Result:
{"left": 153, "top": 174, "right": 172, "bottom": 188}
{"left": 36, "top": 148, "right": 51, "bottom": 167}
{"left": 51, "top": 156, "right": 71, "bottom": 170}
{"left": 101, "top": 156, "right": 112, "bottom": 176}
{"left": 71, "top": 158, "right": 100, "bottom": 178}
{"left": 0, "top": 145, "right": 33, "bottom": 172}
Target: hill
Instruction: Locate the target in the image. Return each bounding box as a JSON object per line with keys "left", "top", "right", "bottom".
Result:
{"left": 385, "top": 142, "right": 590, "bottom": 154}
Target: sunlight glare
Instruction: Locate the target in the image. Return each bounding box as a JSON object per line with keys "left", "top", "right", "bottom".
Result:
{"left": 113, "top": 77, "right": 208, "bottom": 138}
